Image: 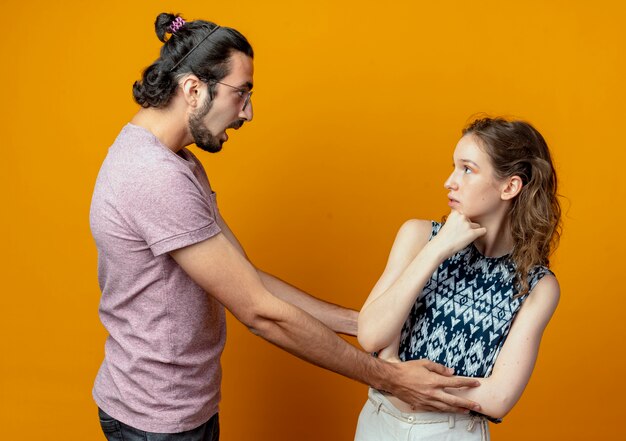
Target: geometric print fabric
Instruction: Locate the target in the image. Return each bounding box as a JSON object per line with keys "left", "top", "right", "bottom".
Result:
{"left": 398, "top": 222, "right": 552, "bottom": 378}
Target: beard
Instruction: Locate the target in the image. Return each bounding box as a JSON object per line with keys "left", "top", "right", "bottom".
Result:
{"left": 188, "top": 95, "right": 223, "bottom": 153}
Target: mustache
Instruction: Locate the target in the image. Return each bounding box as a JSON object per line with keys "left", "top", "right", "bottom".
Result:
{"left": 228, "top": 120, "right": 245, "bottom": 130}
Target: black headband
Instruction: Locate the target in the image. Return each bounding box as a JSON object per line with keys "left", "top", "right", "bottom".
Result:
{"left": 170, "top": 25, "right": 221, "bottom": 72}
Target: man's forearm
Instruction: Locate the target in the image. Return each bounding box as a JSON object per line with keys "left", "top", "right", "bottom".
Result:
{"left": 257, "top": 269, "right": 357, "bottom": 336}
{"left": 250, "top": 293, "right": 384, "bottom": 384}
{"left": 249, "top": 294, "right": 480, "bottom": 413}
{"left": 218, "top": 216, "right": 357, "bottom": 334}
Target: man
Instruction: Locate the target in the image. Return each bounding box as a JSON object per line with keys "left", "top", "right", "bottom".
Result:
{"left": 90, "top": 14, "right": 481, "bottom": 441}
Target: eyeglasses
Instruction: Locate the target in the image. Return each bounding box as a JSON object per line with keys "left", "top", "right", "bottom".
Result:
{"left": 210, "top": 80, "right": 253, "bottom": 112}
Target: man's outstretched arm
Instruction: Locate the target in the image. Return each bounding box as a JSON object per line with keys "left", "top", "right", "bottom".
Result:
{"left": 170, "top": 232, "right": 481, "bottom": 413}
{"left": 256, "top": 271, "right": 357, "bottom": 336}
{"left": 217, "top": 215, "right": 357, "bottom": 335}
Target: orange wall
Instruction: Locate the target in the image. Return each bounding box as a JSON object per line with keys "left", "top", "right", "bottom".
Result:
{"left": 1, "top": 1, "right": 625, "bottom": 440}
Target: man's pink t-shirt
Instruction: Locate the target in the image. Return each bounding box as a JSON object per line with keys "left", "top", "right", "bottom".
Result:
{"left": 90, "top": 124, "right": 225, "bottom": 433}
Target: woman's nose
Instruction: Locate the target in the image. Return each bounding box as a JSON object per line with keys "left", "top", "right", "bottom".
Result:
{"left": 444, "top": 172, "right": 457, "bottom": 190}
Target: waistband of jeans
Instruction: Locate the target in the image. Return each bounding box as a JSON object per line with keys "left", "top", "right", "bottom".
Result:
{"left": 368, "top": 388, "right": 478, "bottom": 425}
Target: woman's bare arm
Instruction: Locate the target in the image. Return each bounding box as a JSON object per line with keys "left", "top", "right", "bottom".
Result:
{"left": 447, "top": 275, "right": 560, "bottom": 419}
{"left": 358, "top": 212, "right": 486, "bottom": 354}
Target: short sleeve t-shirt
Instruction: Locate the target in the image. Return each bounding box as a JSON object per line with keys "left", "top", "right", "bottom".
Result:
{"left": 90, "top": 124, "right": 225, "bottom": 433}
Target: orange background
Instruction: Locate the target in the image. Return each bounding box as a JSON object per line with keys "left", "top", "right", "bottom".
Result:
{"left": 1, "top": 1, "right": 625, "bottom": 440}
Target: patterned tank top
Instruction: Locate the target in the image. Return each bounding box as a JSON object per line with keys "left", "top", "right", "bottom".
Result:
{"left": 398, "top": 221, "right": 552, "bottom": 378}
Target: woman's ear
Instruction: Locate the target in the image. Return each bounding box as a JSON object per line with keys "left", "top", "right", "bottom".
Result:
{"left": 501, "top": 176, "right": 523, "bottom": 201}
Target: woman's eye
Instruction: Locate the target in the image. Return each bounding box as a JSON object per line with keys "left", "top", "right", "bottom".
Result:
{"left": 463, "top": 166, "right": 472, "bottom": 174}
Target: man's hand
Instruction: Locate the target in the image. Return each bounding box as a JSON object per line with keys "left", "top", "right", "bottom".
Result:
{"left": 384, "top": 359, "right": 482, "bottom": 413}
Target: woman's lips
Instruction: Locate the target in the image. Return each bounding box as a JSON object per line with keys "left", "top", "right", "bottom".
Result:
{"left": 447, "top": 195, "right": 460, "bottom": 207}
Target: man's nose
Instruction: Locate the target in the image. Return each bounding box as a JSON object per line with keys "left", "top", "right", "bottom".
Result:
{"left": 239, "top": 101, "right": 253, "bottom": 122}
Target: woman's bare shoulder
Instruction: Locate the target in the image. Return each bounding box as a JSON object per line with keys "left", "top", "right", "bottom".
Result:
{"left": 390, "top": 219, "right": 434, "bottom": 257}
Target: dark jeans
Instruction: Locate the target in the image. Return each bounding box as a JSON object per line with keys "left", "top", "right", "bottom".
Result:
{"left": 98, "top": 408, "right": 220, "bottom": 441}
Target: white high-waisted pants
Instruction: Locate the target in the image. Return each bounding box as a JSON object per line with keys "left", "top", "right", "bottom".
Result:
{"left": 354, "top": 388, "right": 490, "bottom": 441}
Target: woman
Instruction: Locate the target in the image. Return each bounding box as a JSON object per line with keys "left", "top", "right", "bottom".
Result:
{"left": 355, "top": 117, "right": 561, "bottom": 440}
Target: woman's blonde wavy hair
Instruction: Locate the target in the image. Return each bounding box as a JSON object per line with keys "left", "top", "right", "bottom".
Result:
{"left": 463, "top": 117, "right": 562, "bottom": 297}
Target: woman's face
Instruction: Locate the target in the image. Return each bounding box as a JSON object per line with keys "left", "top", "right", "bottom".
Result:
{"left": 444, "top": 134, "right": 506, "bottom": 222}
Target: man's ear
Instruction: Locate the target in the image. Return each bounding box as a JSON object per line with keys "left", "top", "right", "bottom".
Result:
{"left": 501, "top": 176, "right": 523, "bottom": 201}
{"left": 179, "top": 75, "right": 203, "bottom": 107}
